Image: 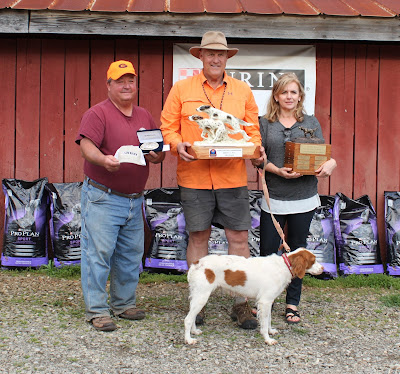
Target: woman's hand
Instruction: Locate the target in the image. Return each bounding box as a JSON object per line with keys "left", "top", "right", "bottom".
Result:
{"left": 277, "top": 167, "right": 302, "bottom": 179}
{"left": 264, "top": 161, "right": 302, "bottom": 179}
{"left": 315, "top": 158, "right": 337, "bottom": 178}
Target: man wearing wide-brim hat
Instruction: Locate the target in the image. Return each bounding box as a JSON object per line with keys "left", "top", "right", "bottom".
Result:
{"left": 161, "top": 31, "right": 264, "bottom": 329}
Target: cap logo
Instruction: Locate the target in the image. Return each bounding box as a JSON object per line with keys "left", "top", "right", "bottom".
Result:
{"left": 119, "top": 63, "right": 128, "bottom": 68}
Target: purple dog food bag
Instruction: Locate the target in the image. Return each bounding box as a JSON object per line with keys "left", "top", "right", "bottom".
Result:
{"left": 248, "top": 190, "right": 262, "bottom": 257}
{"left": 2, "top": 178, "right": 49, "bottom": 267}
{"left": 384, "top": 191, "right": 400, "bottom": 275}
{"left": 208, "top": 190, "right": 262, "bottom": 257}
{"left": 46, "top": 182, "right": 82, "bottom": 267}
{"left": 333, "top": 193, "right": 383, "bottom": 275}
{"left": 208, "top": 225, "right": 228, "bottom": 255}
{"left": 306, "top": 195, "right": 338, "bottom": 278}
{"left": 144, "top": 188, "right": 188, "bottom": 272}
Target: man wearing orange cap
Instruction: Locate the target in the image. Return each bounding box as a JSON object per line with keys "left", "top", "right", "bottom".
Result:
{"left": 76, "top": 60, "right": 165, "bottom": 331}
{"left": 161, "top": 31, "right": 264, "bottom": 329}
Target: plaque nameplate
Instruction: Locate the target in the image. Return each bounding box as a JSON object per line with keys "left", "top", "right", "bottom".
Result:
{"left": 284, "top": 141, "right": 331, "bottom": 175}
{"left": 187, "top": 145, "right": 260, "bottom": 160}
{"left": 299, "top": 144, "right": 327, "bottom": 155}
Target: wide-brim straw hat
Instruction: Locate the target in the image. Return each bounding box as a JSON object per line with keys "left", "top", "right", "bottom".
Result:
{"left": 189, "top": 31, "right": 239, "bottom": 59}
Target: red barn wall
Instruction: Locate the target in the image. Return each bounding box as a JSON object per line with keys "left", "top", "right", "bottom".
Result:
{"left": 0, "top": 37, "right": 398, "bottom": 261}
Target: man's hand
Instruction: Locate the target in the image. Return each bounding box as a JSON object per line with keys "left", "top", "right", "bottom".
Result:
{"left": 80, "top": 137, "right": 121, "bottom": 172}
{"left": 177, "top": 142, "right": 195, "bottom": 162}
{"left": 145, "top": 151, "right": 166, "bottom": 164}
{"left": 251, "top": 146, "right": 266, "bottom": 167}
{"left": 103, "top": 155, "right": 120, "bottom": 172}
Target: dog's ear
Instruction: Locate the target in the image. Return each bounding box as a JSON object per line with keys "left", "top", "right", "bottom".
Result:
{"left": 290, "top": 249, "right": 316, "bottom": 279}
{"left": 290, "top": 251, "right": 307, "bottom": 279}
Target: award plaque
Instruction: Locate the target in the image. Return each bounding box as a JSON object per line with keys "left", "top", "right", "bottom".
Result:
{"left": 187, "top": 105, "right": 260, "bottom": 160}
{"left": 284, "top": 142, "right": 331, "bottom": 175}
{"left": 284, "top": 127, "right": 331, "bottom": 175}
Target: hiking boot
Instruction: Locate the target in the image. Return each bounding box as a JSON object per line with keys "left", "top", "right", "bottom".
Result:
{"left": 91, "top": 316, "right": 117, "bottom": 332}
{"left": 231, "top": 302, "right": 258, "bottom": 330}
{"left": 118, "top": 308, "right": 146, "bottom": 320}
{"left": 195, "top": 308, "right": 205, "bottom": 326}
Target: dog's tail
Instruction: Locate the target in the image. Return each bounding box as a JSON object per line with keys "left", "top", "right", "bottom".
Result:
{"left": 187, "top": 260, "right": 203, "bottom": 283}
{"left": 237, "top": 118, "right": 254, "bottom": 127}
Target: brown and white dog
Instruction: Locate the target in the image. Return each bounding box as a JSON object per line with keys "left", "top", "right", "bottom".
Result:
{"left": 184, "top": 248, "right": 324, "bottom": 345}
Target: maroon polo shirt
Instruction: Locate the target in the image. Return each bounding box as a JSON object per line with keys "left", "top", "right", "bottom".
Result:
{"left": 76, "top": 99, "right": 157, "bottom": 194}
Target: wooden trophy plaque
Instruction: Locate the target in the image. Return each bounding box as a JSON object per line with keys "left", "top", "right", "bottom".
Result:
{"left": 284, "top": 141, "right": 331, "bottom": 175}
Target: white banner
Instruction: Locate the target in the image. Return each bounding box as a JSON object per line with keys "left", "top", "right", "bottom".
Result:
{"left": 173, "top": 44, "right": 316, "bottom": 116}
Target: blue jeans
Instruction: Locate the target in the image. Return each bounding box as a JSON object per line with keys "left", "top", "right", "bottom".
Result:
{"left": 80, "top": 179, "right": 144, "bottom": 321}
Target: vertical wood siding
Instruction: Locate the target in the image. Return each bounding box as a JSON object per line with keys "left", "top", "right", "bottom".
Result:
{"left": 64, "top": 40, "right": 89, "bottom": 183}
{"left": 0, "top": 37, "right": 398, "bottom": 262}
{"left": 315, "top": 43, "right": 332, "bottom": 196}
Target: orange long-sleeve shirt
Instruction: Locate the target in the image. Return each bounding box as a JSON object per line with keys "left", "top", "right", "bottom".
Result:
{"left": 160, "top": 71, "right": 260, "bottom": 190}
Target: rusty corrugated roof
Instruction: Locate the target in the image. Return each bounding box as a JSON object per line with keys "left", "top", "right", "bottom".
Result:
{"left": 0, "top": 0, "right": 399, "bottom": 17}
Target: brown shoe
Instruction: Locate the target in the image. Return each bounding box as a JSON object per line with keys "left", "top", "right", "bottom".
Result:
{"left": 91, "top": 316, "right": 117, "bottom": 332}
{"left": 118, "top": 308, "right": 146, "bottom": 320}
{"left": 231, "top": 302, "right": 258, "bottom": 330}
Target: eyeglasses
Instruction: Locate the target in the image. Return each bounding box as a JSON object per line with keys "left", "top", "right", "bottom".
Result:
{"left": 283, "top": 128, "right": 292, "bottom": 143}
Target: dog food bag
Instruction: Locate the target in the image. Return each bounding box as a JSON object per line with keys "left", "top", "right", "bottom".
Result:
{"left": 209, "top": 191, "right": 261, "bottom": 257}
{"left": 384, "top": 191, "right": 400, "bottom": 275}
{"left": 249, "top": 190, "right": 262, "bottom": 257}
{"left": 306, "top": 195, "right": 338, "bottom": 278}
{"left": 333, "top": 193, "right": 383, "bottom": 275}
{"left": 46, "top": 182, "right": 82, "bottom": 267}
{"left": 144, "top": 188, "right": 188, "bottom": 272}
{"left": 208, "top": 225, "right": 229, "bottom": 255}
{"left": 2, "top": 178, "right": 49, "bottom": 267}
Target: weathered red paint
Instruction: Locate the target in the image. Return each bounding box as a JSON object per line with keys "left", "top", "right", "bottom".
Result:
{"left": 64, "top": 40, "right": 89, "bottom": 183}
{"left": 15, "top": 39, "right": 41, "bottom": 181}
{"left": 330, "top": 44, "right": 355, "bottom": 198}
{"left": 315, "top": 43, "right": 332, "bottom": 196}
{"left": 40, "top": 39, "right": 65, "bottom": 182}
{"left": 353, "top": 45, "right": 379, "bottom": 208}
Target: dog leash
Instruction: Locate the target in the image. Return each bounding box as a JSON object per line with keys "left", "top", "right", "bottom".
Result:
{"left": 257, "top": 160, "right": 291, "bottom": 253}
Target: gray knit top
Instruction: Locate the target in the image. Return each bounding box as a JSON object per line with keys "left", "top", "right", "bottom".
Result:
{"left": 259, "top": 115, "right": 324, "bottom": 201}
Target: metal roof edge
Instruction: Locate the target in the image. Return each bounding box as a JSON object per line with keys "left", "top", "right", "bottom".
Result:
{"left": 1, "top": 9, "right": 399, "bottom": 42}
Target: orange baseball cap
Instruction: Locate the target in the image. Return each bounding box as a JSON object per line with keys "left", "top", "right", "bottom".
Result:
{"left": 107, "top": 60, "right": 136, "bottom": 80}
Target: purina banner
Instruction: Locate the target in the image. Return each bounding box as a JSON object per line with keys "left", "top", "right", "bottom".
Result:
{"left": 173, "top": 44, "right": 316, "bottom": 116}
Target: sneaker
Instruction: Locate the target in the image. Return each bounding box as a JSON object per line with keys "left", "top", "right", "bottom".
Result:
{"left": 91, "top": 316, "right": 117, "bottom": 332}
{"left": 118, "top": 308, "right": 146, "bottom": 320}
{"left": 231, "top": 302, "right": 258, "bottom": 330}
{"left": 195, "top": 308, "right": 205, "bottom": 326}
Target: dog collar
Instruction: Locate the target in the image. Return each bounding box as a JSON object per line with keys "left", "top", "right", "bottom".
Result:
{"left": 282, "top": 253, "right": 293, "bottom": 276}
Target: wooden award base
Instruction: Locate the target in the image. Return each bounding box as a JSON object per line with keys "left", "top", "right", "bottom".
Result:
{"left": 187, "top": 144, "right": 260, "bottom": 160}
{"left": 284, "top": 141, "right": 331, "bottom": 175}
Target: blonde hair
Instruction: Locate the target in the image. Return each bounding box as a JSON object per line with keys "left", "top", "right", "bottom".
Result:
{"left": 264, "top": 73, "right": 306, "bottom": 123}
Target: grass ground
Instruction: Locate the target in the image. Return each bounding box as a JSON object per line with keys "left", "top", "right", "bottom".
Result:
{"left": 3, "top": 260, "right": 400, "bottom": 308}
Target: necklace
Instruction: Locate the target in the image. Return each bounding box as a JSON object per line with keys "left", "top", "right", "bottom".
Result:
{"left": 202, "top": 81, "right": 227, "bottom": 110}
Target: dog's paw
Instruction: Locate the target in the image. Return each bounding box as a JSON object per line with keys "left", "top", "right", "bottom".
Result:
{"left": 185, "top": 337, "right": 198, "bottom": 345}
{"left": 192, "top": 328, "right": 202, "bottom": 336}
{"left": 265, "top": 338, "right": 278, "bottom": 346}
{"left": 269, "top": 328, "right": 278, "bottom": 336}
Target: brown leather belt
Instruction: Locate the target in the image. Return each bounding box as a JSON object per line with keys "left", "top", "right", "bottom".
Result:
{"left": 85, "top": 177, "right": 143, "bottom": 199}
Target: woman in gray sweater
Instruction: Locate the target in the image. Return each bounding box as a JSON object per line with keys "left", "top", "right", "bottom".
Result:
{"left": 254, "top": 73, "right": 336, "bottom": 324}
